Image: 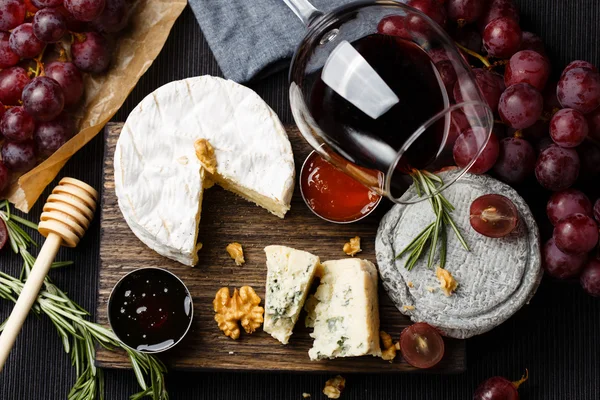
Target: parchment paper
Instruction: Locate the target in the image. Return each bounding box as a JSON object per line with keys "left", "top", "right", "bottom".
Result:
{"left": 4, "top": 0, "right": 187, "bottom": 212}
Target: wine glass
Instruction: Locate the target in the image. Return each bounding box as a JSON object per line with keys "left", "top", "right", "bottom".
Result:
{"left": 284, "top": 0, "right": 494, "bottom": 204}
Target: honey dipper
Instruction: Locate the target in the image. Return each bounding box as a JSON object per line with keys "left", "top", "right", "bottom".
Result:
{"left": 0, "top": 178, "right": 98, "bottom": 371}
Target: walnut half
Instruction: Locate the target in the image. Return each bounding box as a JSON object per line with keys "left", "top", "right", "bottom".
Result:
{"left": 436, "top": 267, "right": 458, "bottom": 297}
{"left": 343, "top": 236, "right": 362, "bottom": 257}
{"left": 323, "top": 376, "right": 346, "bottom": 399}
{"left": 194, "top": 138, "right": 217, "bottom": 174}
{"left": 380, "top": 331, "right": 398, "bottom": 362}
{"left": 213, "top": 286, "right": 264, "bottom": 339}
{"left": 226, "top": 242, "right": 245, "bottom": 266}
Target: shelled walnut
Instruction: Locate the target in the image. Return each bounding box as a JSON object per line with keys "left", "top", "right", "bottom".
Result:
{"left": 380, "top": 331, "right": 398, "bottom": 361}
{"left": 323, "top": 375, "right": 346, "bottom": 399}
{"left": 343, "top": 236, "right": 362, "bottom": 256}
{"left": 226, "top": 242, "right": 245, "bottom": 266}
{"left": 213, "top": 286, "right": 264, "bottom": 339}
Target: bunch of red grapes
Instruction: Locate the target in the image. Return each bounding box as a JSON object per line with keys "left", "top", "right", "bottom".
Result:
{"left": 380, "top": 0, "right": 600, "bottom": 299}
{"left": 0, "top": 0, "right": 130, "bottom": 194}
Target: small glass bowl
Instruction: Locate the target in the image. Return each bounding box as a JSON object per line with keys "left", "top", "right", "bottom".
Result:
{"left": 299, "top": 150, "right": 382, "bottom": 224}
{"left": 107, "top": 267, "right": 193, "bottom": 354}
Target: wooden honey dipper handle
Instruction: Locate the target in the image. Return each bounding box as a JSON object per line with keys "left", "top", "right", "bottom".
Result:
{"left": 0, "top": 178, "right": 98, "bottom": 372}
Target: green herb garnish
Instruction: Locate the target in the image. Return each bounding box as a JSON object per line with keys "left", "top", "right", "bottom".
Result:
{"left": 0, "top": 201, "right": 169, "bottom": 400}
{"left": 395, "top": 171, "right": 469, "bottom": 270}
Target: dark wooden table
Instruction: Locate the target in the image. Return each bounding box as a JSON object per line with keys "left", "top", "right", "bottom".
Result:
{"left": 1, "top": 2, "right": 599, "bottom": 399}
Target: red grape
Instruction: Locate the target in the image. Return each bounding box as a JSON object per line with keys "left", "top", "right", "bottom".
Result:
{"left": 483, "top": 16, "right": 522, "bottom": 59}
{"left": 429, "top": 47, "right": 450, "bottom": 63}
{"left": 0, "top": 31, "right": 19, "bottom": 69}
{"left": 547, "top": 189, "right": 593, "bottom": 225}
{"left": 492, "top": 137, "right": 536, "bottom": 184}
{"left": 561, "top": 60, "right": 597, "bottom": 77}
{"left": 34, "top": 113, "right": 74, "bottom": 157}
{"left": 56, "top": 4, "right": 86, "bottom": 31}
{"left": 45, "top": 61, "right": 84, "bottom": 107}
{"left": 542, "top": 237, "right": 587, "bottom": 279}
{"left": 9, "top": 23, "right": 45, "bottom": 59}
{"left": 557, "top": 67, "right": 600, "bottom": 114}
{"left": 453, "top": 127, "right": 499, "bottom": 174}
{"left": 454, "top": 68, "right": 504, "bottom": 113}
{"left": 33, "top": 7, "right": 67, "bottom": 43}
{"left": 470, "top": 194, "right": 518, "bottom": 238}
{"left": 554, "top": 213, "right": 599, "bottom": 254}
{"left": 504, "top": 50, "right": 550, "bottom": 91}
{"left": 0, "top": 161, "right": 8, "bottom": 193}
{"left": 0, "top": 0, "right": 26, "bottom": 31}
{"left": 377, "top": 15, "right": 409, "bottom": 39}
{"left": 0, "top": 66, "right": 30, "bottom": 105}
{"left": 549, "top": 108, "right": 588, "bottom": 148}
{"left": 406, "top": 0, "right": 447, "bottom": 28}
{"left": 71, "top": 31, "right": 111, "bottom": 73}
{"left": 595, "top": 199, "right": 600, "bottom": 223}
{"left": 1, "top": 140, "right": 37, "bottom": 172}
{"left": 91, "top": 0, "right": 128, "bottom": 33}
{"left": 22, "top": 76, "right": 65, "bottom": 122}
{"left": 473, "top": 375, "right": 524, "bottom": 400}
{"left": 1, "top": 106, "right": 35, "bottom": 143}
{"left": 399, "top": 322, "right": 444, "bottom": 369}
{"left": 535, "top": 145, "right": 579, "bottom": 191}
{"left": 587, "top": 108, "right": 600, "bottom": 140}
{"left": 446, "top": 109, "right": 469, "bottom": 149}
{"left": 581, "top": 258, "right": 600, "bottom": 297}
{"left": 478, "top": 0, "right": 519, "bottom": 32}
{"left": 436, "top": 60, "right": 457, "bottom": 100}
{"left": 519, "top": 31, "right": 546, "bottom": 55}
{"left": 31, "top": 0, "right": 63, "bottom": 7}
{"left": 498, "top": 83, "right": 543, "bottom": 129}
{"left": 64, "top": 0, "right": 106, "bottom": 22}
{"left": 447, "top": 0, "right": 485, "bottom": 23}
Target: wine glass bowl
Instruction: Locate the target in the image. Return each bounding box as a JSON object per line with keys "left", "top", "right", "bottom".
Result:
{"left": 288, "top": 0, "right": 494, "bottom": 205}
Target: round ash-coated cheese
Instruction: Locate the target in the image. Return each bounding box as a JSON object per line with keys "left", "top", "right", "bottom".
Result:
{"left": 375, "top": 172, "right": 542, "bottom": 339}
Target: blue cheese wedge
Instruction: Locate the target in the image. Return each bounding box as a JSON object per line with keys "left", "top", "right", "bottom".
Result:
{"left": 263, "top": 246, "right": 320, "bottom": 344}
{"left": 308, "top": 259, "right": 381, "bottom": 360}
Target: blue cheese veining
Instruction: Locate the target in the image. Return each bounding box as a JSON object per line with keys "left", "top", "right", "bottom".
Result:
{"left": 307, "top": 258, "right": 381, "bottom": 360}
{"left": 263, "top": 246, "right": 320, "bottom": 344}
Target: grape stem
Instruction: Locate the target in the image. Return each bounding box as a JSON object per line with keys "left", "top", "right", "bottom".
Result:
{"left": 455, "top": 42, "right": 492, "bottom": 68}
{"left": 512, "top": 369, "right": 529, "bottom": 389}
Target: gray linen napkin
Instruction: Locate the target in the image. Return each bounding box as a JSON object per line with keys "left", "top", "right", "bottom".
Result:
{"left": 188, "top": 0, "right": 355, "bottom": 83}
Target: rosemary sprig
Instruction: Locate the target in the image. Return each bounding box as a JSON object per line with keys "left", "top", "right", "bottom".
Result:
{"left": 0, "top": 202, "right": 169, "bottom": 400}
{"left": 395, "top": 170, "right": 469, "bottom": 270}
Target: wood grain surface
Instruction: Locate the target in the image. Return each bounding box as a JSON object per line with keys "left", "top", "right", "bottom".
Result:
{"left": 95, "top": 123, "right": 466, "bottom": 373}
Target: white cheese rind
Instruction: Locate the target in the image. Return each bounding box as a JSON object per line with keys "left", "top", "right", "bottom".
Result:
{"left": 263, "top": 246, "right": 320, "bottom": 344}
{"left": 308, "top": 259, "right": 381, "bottom": 360}
{"left": 114, "top": 76, "right": 295, "bottom": 266}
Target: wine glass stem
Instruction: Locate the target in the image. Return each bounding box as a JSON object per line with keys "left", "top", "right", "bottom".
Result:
{"left": 282, "top": 0, "right": 323, "bottom": 26}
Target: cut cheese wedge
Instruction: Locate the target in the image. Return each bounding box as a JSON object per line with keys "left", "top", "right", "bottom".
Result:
{"left": 263, "top": 246, "right": 320, "bottom": 344}
{"left": 114, "top": 76, "right": 295, "bottom": 266}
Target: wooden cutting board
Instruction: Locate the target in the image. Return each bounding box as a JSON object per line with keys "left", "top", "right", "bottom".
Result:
{"left": 95, "top": 122, "right": 466, "bottom": 373}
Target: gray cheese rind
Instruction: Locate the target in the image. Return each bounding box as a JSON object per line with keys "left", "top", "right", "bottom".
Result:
{"left": 375, "top": 172, "right": 543, "bottom": 339}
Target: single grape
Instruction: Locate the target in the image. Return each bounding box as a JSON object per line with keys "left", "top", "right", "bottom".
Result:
{"left": 435, "top": 60, "right": 457, "bottom": 100}
{"left": 547, "top": 189, "right": 593, "bottom": 225}
{"left": 446, "top": 109, "right": 469, "bottom": 149}
{"left": 45, "top": 61, "right": 84, "bottom": 107}
{"left": 429, "top": 47, "right": 450, "bottom": 63}
{"left": 33, "top": 7, "right": 67, "bottom": 43}
{"left": 9, "top": 23, "right": 44, "bottom": 59}
{"left": 0, "top": 66, "right": 30, "bottom": 105}
{"left": 595, "top": 199, "right": 600, "bottom": 223}
{"left": 587, "top": 108, "right": 600, "bottom": 141}
{"left": 56, "top": 4, "right": 86, "bottom": 31}
{"left": 483, "top": 17, "right": 522, "bottom": 59}
{"left": 31, "top": 0, "right": 63, "bottom": 7}
{"left": 71, "top": 31, "right": 111, "bottom": 73}
{"left": 406, "top": 0, "right": 447, "bottom": 27}
{"left": 34, "top": 113, "right": 74, "bottom": 157}
{"left": 0, "top": 0, "right": 26, "bottom": 31}
{"left": 581, "top": 259, "right": 600, "bottom": 297}
{"left": 0, "top": 161, "right": 9, "bottom": 193}
{"left": 399, "top": 322, "right": 444, "bottom": 369}
{"left": 0, "top": 31, "right": 19, "bottom": 69}
{"left": 473, "top": 373, "right": 527, "bottom": 400}
{"left": 542, "top": 237, "right": 587, "bottom": 279}
{"left": 470, "top": 194, "right": 518, "bottom": 238}
{"left": 453, "top": 127, "right": 499, "bottom": 174}
{"left": 64, "top": 0, "right": 106, "bottom": 22}
{"left": 1, "top": 141, "right": 37, "bottom": 172}
{"left": 535, "top": 145, "right": 579, "bottom": 191}
{"left": 554, "top": 213, "right": 599, "bottom": 254}
{"left": 22, "top": 76, "right": 65, "bottom": 122}
{"left": 1, "top": 107, "right": 35, "bottom": 143}
{"left": 478, "top": 0, "right": 520, "bottom": 32}
{"left": 504, "top": 50, "right": 550, "bottom": 91}
{"left": 557, "top": 67, "right": 600, "bottom": 114}
{"left": 446, "top": 0, "right": 485, "bottom": 23}
{"left": 454, "top": 68, "right": 504, "bottom": 113}
{"left": 549, "top": 108, "right": 588, "bottom": 148}
{"left": 519, "top": 31, "right": 546, "bottom": 55}
{"left": 561, "top": 60, "right": 597, "bottom": 77}
{"left": 91, "top": 0, "right": 128, "bottom": 33}
{"left": 492, "top": 137, "right": 536, "bottom": 184}
{"left": 498, "top": 83, "right": 543, "bottom": 129}
{"left": 377, "top": 15, "right": 410, "bottom": 39}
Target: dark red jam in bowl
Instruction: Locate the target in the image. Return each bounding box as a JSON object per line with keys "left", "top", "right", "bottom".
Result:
{"left": 108, "top": 268, "right": 193, "bottom": 353}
